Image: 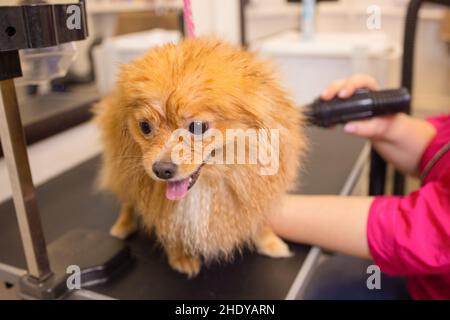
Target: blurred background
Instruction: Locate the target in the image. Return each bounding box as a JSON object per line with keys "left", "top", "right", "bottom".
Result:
{"left": 0, "top": 0, "right": 448, "bottom": 112}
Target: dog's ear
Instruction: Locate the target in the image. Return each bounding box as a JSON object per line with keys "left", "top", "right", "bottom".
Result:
{"left": 91, "top": 96, "right": 116, "bottom": 127}
{"left": 92, "top": 95, "right": 129, "bottom": 135}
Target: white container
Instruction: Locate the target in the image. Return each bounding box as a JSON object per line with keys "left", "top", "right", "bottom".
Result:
{"left": 253, "top": 31, "right": 401, "bottom": 106}
{"left": 93, "top": 29, "right": 181, "bottom": 95}
{"left": 15, "top": 43, "right": 78, "bottom": 86}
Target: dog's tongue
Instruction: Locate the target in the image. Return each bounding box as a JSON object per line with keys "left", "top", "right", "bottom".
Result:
{"left": 166, "top": 178, "right": 190, "bottom": 201}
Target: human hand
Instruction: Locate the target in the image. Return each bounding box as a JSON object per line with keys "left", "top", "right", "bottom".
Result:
{"left": 320, "top": 74, "right": 436, "bottom": 175}
{"left": 320, "top": 74, "right": 396, "bottom": 140}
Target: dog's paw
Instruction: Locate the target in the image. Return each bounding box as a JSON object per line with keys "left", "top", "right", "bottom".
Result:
{"left": 110, "top": 220, "right": 138, "bottom": 240}
{"left": 169, "top": 255, "right": 201, "bottom": 278}
{"left": 256, "top": 234, "right": 293, "bottom": 258}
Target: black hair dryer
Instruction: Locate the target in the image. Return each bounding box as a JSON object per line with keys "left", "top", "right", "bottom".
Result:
{"left": 304, "top": 88, "right": 411, "bottom": 128}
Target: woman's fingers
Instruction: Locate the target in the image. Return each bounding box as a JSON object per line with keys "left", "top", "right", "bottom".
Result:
{"left": 321, "top": 74, "right": 379, "bottom": 100}
{"left": 320, "top": 79, "right": 346, "bottom": 100}
{"left": 338, "top": 74, "right": 379, "bottom": 99}
{"left": 344, "top": 116, "right": 393, "bottom": 139}
{"left": 319, "top": 74, "right": 386, "bottom": 139}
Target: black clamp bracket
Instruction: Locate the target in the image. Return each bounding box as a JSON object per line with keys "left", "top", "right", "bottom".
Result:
{"left": 0, "top": 1, "right": 88, "bottom": 80}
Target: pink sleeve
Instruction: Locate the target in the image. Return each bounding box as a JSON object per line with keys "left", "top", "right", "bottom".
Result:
{"left": 367, "top": 113, "right": 450, "bottom": 276}
{"left": 419, "top": 114, "right": 450, "bottom": 174}
{"left": 367, "top": 181, "right": 450, "bottom": 276}
{"left": 426, "top": 114, "right": 449, "bottom": 130}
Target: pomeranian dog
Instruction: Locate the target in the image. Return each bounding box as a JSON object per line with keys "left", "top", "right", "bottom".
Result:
{"left": 94, "top": 38, "right": 305, "bottom": 277}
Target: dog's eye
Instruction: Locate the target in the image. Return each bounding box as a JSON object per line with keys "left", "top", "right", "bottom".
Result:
{"left": 139, "top": 121, "right": 152, "bottom": 136}
{"left": 188, "top": 121, "right": 209, "bottom": 135}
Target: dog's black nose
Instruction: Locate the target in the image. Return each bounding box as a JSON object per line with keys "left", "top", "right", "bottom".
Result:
{"left": 152, "top": 161, "right": 177, "bottom": 180}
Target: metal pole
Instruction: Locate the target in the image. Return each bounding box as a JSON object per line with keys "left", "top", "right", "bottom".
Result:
{"left": 369, "top": 150, "right": 386, "bottom": 195}
{"left": 0, "top": 79, "right": 52, "bottom": 280}
{"left": 239, "top": 0, "right": 249, "bottom": 48}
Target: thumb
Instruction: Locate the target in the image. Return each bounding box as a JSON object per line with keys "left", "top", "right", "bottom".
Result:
{"left": 343, "top": 117, "right": 392, "bottom": 139}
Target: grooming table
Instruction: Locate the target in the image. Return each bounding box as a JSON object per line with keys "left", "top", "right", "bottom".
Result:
{"left": 0, "top": 88, "right": 98, "bottom": 158}
{"left": 0, "top": 127, "right": 367, "bottom": 300}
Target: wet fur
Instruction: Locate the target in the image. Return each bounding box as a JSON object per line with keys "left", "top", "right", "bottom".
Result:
{"left": 94, "top": 38, "right": 306, "bottom": 277}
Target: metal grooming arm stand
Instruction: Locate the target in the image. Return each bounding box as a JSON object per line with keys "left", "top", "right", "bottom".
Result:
{"left": 0, "top": 1, "right": 130, "bottom": 299}
{"left": 370, "top": 0, "right": 450, "bottom": 196}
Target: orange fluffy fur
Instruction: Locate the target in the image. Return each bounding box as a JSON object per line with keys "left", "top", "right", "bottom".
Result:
{"left": 94, "top": 38, "right": 306, "bottom": 277}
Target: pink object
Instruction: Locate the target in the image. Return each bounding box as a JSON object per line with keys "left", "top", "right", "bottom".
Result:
{"left": 183, "top": 0, "right": 196, "bottom": 38}
{"left": 368, "top": 114, "right": 450, "bottom": 300}
{"left": 166, "top": 178, "right": 190, "bottom": 201}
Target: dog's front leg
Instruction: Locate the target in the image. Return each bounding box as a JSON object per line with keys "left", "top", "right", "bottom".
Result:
{"left": 110, "top": 203, "right": 138, "bottom": 239}
{"left": 254, "top": 224, "right": 293, "bottom": 258}
{"left": 166, "top": 244, "right": 201, "bottom": 278}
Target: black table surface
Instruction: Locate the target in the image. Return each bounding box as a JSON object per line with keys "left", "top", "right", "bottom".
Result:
{"left": 16, "top": 87, "right": 99, "bottom": 126}
{"left": 0, "top": 127, "right": 365, "bottom": 299}
{"left": 0, "top": 87, "right": 99, "bottom": 158}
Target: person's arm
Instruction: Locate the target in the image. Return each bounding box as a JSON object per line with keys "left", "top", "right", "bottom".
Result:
{"left": 344, "top": 114, "right": 436, "bottom": 176}
{"left": 271, "top": 75, "right": 435, "bottom": 259}
{"left": 271, "top": 75, "right": 450, "bottom": 277}
{"left": 321, "top": 74, "right": 437, "bottom": 176}
{"left": 272, "top": 195, "right": 374, "bottom": 259}
{"left": 275, "top": 183, "right": 450, "bottom": 276}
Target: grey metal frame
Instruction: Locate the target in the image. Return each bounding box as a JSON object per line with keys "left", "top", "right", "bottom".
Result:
{"left": 286, "top": 143, "right": 371, "bottom": 300}
{"left": 0, "top": 80, "right": 52, "bottom": 281}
